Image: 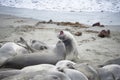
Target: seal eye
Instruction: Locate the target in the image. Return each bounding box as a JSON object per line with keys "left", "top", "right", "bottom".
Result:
{"left": 66, "top": 63, "right": 74, "bottom": 69}
{"left": 40, "top": 46, "right": 44, "bottom": 50}
{"left": 32, "top": 40, "right": 36, "bottom": 43}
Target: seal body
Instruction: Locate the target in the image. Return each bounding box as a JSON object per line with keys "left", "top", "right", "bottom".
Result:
{"left": 2, "top": 70, "right": 71, "bottom": 80}
{"left": 0, "top": 42, "right": 28, "bottom": 66}
{"left": 21, "top": 64, "right": 56, "bottom": 73}
{"left": 0, "top": 42, "right": 28, "bottom": 57}
{"left": 58, "top": 31, "right": 79, "bottom": 61}
{"left": 59, "top": 68, "right": 88, "bottom": 80}
{"left": 98, "top": 64, "right": 120, "bottom": 80}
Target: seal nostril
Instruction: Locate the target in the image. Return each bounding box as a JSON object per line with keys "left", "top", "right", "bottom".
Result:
{"left": 44, "top": 46, "right": 47, "bottom": 49}
{"left": 40, "top": 46, "right": 44, "bottom": 50}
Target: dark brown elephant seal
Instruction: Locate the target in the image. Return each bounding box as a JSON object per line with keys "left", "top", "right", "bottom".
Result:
{"left": 1, "top": 40, "right": 66, "bottom": 69}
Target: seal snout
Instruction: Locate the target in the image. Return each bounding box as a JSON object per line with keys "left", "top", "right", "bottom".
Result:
{"left": 58, "top": 40, "right": 62, "bottom": 43}
{"left": 60, "top": 31, "right": 64, "bottom": 35}
{"left": 57, "top": 67, "right": 64, "bottom": 72}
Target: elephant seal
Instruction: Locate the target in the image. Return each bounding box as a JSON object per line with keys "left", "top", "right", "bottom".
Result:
{"left": 97, "top": 68, "right": 114, "bottom": 80}
{"left": 21, "top": 64, "right": 56, "bottom": 73}
{"left": 73, "top": 63, "right": 120, "bottom": 80}
{"left": 1, "top": 40, "right": 66, "bottom": 69}
{"left": 58, "top": 30, "right": 79, "bottom": 61}
{"left": 58, "top": 68, "right": 88, "bottom": 80}
{"left": 56, "top": 60, "right": 98, "bottom": 80}
{"left": 97, "top": 64, "right": 120, "bottom": 80}
{"left": 56, "top": 60, "right": 76, "bottom": 69}
{"left": 2, "top": 70, "right": 71, "bottom": 80}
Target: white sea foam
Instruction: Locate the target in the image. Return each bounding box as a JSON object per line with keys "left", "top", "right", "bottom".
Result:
{"left": 0, "top": 0, "right": 120, "bottom": 12}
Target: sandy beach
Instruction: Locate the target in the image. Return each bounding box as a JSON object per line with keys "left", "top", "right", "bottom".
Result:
{"left": 0, "top": 14, "right": 120, "bottom": 68}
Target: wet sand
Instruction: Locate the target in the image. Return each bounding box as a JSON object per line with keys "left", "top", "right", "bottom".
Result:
{"left": 0, "top": 14, "right": 120, "bottom": 68}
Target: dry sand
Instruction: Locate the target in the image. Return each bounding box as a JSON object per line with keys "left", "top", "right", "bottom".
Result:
{"left": 0, "top": 14, "right": 120, "bottom": 68}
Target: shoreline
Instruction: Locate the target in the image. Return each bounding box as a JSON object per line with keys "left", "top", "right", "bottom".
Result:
{"left": 0, "top": 6, "right": 120, "bottom": 25}
{"left": 0, "top": 13, "right": 120, "bottom": 68}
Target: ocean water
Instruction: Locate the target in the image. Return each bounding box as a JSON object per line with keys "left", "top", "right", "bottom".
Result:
{"left": 0, "top": 0, "right": 120, "bottom": 12}
{"left": 0, "top": 6, "right": 120, "bottom": 25}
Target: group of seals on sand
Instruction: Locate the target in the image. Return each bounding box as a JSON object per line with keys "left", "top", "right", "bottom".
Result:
{"left": 0, "top": 30, "right": 79, "bottom": 69}
{"left": 1, "top": 59, "right": 120, "bottom": 80}
{"left": 0, "top": 60, "right": 89, "bottom": 80}
{"left": 1, "top": 40, "right": 66, "bottom": 69}
{"left": 0, "top": 30, "right": 120, "bottom": 80}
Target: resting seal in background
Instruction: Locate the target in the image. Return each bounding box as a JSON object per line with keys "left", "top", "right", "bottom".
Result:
{"left": 1, "top": 40, "right": 66, "bottom": 69}
{"left": 58, "top": 30, "right": 79, "bottom": 61}
{"left": 99, "top": 58, "right": 120, "bottom": 67}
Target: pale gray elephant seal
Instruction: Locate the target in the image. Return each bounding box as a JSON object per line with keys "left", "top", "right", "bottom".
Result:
{"left": 97, "top": 64, "right": 120, "bottom": 80}
{"left": 58, "top": 68, "right": 88, "bottom": 80}
{"left": 97, "top": 68, "right": 114, "bottom": 80}
{"left": 21, "top": 64, "right": 56, "bottom": 73}
{"left": 1, "top": 40, "right": 66, "bottom": 69}
{"left": 2, "top": 70, "right": 71, "bottom": 80}
{"left": 58, "top": 30, "right": 79, "bottom": 61}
